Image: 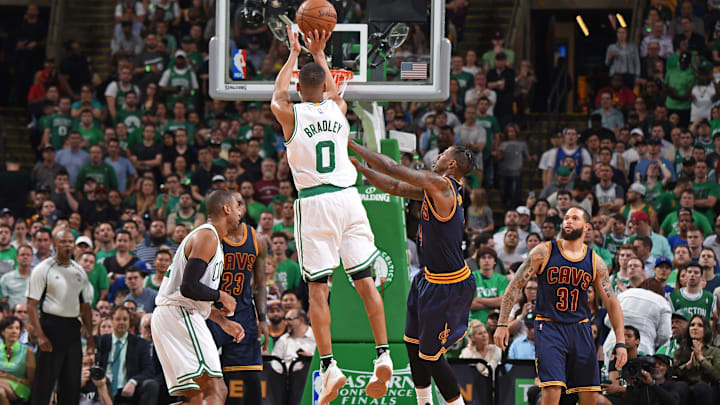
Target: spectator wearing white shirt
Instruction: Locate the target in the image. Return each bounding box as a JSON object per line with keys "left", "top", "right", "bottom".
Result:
{"left": 455, "top": 108, "right": 486, "bottom": 173}
{"left": 493, "top": 210, "right": 528, "bottom": 254}
{"left": 641, "top": 20, "right": 674, "bottom": 58}
{"left": 464, "top": 73, "right": 496, "bottom": 115}
{"left": 271, "top": 309, "right": 316, "bottom": 373}
{"left": 602, "top": 278, "right": 672, "bottom": 368}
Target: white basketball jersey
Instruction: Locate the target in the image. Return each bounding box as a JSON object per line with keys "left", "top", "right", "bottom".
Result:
{"left": 155, "top": 223, "right": 224, "bottom": 319}
{"left": 285, "top": 100, "right": 357, "bottom": 190}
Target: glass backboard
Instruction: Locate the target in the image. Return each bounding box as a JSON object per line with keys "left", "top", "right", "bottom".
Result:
{"left": 209, "top": 0, "right": 450, "bottom": 102}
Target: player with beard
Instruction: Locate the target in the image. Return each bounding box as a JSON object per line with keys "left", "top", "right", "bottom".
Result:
{"left": 207, "top": 191, "right": 270, "bottom": 405}
{"left": 495, "top": 207, "right": 628, "bottom": 405}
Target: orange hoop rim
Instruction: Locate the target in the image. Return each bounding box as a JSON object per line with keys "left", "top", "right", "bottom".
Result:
{"left": 292, "top": 69, "right": 354, "bottom": 95}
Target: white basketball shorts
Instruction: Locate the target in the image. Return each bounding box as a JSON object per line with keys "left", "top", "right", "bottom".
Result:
{"left": 294, "top": 186, "right": 379, "bottom": 281}
{"left": 151, "top": 305, "right": 223, "bottom": 394}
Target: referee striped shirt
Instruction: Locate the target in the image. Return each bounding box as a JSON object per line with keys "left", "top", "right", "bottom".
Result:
{"left": 26, "top": 257, "right": 94, "bottom": 318}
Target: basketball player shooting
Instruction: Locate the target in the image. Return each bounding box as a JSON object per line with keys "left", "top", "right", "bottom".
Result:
{"left": 494, "top": 207, "right": 628, "bottom": 405}
{"left": 271, "top": 26, "right": 392, "bottom": 403}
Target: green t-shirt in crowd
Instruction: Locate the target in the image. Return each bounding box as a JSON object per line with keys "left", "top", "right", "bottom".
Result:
{"left": 156, "top": 194, "right": 181, "bottom": 219}
{"left": 116, "top": 108, "right": 143, "bottom": 133}
{"left": 592, "top": 244, "right": 613, "bottom": 268}
{"left": 664, "top": 67, "right": 695, "bottom": 110}
{"left": 162, "top": 120, "right": 196, "bottom": 144}
{"left": 692, "top": 180, "right": 719, "bottom": 225}
{"left": 660, "top": 210, "right": 712, "bottom": 236}
{"left": 610, "top": 273, "right": 630, "bottom": 293}
{"left": 95, "top": 248, "right": 117, "bottom": 265}
{"left": 41, "top": 113, "right": 74, "bottom": 150}
{"left": 654, "top": 191, "right": 680, "bottom": 220}
{"left": 118, "top": 131, "right": 142, "bottom": 152}
{"left": 145, "top": 276, "right": 161, "bottom": 291}
{"left": 247, "top": 201, "right": 268, "bottom": 223}
{"left": 450, "top": 71, "right": 475, "bottom": 98}
{"left": 75, "top": 162, "right": 119, "bottom": 190}
{"left": 76, "top": 125, "right": 104, "bottom": 148}
{"left": 88, "top": 262, "right": 110, "bottom": 307}
{"left": 469, "top": 270, "right": 508, "bottom": 323}
{"left": 275, "top": 257, "right": 301, "bottom": 292}
{"left": 0, "top": 246, "right": 18, "bottom": 271}
{"left": 481, "top": 49, "right": 515, "bottom": 70}
{"left": 476, "top": 116, "right": 500, "bottom": 158}
{"left": 670, "top": 288, "right": 716, "bottom": 319}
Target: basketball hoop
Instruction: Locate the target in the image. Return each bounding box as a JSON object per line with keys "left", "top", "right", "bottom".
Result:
{"left": 291, "top": 69, "right": 354, "bottom": 97}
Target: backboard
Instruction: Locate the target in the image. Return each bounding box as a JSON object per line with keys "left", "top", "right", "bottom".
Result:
{"left": 209, "top": 0, "right": 451, "bottom": 102}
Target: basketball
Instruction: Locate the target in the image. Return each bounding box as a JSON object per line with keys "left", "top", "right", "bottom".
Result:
{"left": 296, "top": 0, "right": 337, "bottom": 37}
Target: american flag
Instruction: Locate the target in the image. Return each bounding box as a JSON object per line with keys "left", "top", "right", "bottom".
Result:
{"left": 400, "top": 62, "right": 428, "bottom": 80}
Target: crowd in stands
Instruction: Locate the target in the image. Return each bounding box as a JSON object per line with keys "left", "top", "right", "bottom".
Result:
{"left": 3, "top": 0, "right": 720, "bottom": 404}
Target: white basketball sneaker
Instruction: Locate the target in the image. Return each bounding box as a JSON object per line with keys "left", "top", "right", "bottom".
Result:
{"left": 318, "top": 360, "right": 347, "bottom": 404}
{"left": 365, "top": 351, "right": 393, "bottom": 399}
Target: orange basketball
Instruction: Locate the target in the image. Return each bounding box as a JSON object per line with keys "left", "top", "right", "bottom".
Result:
{"left": 296, "top": 0, "right": 337, "bottom": 37}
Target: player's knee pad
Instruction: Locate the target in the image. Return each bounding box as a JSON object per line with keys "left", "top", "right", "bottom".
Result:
{"left": 310, "top": 276, "right": 329, "bottom": 284}
{"left": 350, "top": 268, "right": 372, "bottom": 281}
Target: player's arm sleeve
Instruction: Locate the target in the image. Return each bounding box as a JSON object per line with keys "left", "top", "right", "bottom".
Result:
{"left": 180, "top": 258, "right": 221, "bottom": 302}
{"left": 26, "top": 264, "right": 47, "bottom": 301}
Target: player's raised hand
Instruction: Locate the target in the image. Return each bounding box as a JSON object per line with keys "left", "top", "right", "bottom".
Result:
{"left": 217, "top": 290, "right": 237, "bottom": 316}
{"left": 306, "top": 29, "right": 331, "bottom": 56}
{"left": 349, "top": 156, "right": 362, "bottom": 169}
{"left": 221, "top": 319, "right": 246, "bottom": 343}
{"left": 493, "top": 326, "right": 509, "bottom": 351}
{"left": 286, "top": 25, "right": 301, "bottom": 54}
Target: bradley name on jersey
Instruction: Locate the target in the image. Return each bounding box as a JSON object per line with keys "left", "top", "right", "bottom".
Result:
{"left": 301, "top": 119, "right": 343, "bottom": 138}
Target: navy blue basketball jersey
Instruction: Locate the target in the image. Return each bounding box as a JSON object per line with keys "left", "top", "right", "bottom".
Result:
{"left": 221, "top": 224, "right": 258, "bottom": 316}
{"left": 417, "top": 176, "right": 467, "bottom": 276}
{"left": 536, "top": 240, "right": 595, "bottom": 323}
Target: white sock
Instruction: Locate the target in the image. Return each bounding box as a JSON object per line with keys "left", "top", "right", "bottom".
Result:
{"left": 415, "top": 386, "right": 433, "bottom": 405}
{"left": 446, "top": 395, "right": 464, "bottom": 405}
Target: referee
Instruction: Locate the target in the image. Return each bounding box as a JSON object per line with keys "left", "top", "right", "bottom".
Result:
{"left": 26, "top": 229, "right": 95, "bottom": 405}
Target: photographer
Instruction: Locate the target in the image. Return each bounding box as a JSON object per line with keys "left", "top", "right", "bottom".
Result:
{"left": 623, "top": 354, "right": 685, "bottom": 405}
{"left": 80, "top": 352, "right": 113, "bottom": 405}
{"left": 601, "top": 325, "right": 642, "bottom": 405}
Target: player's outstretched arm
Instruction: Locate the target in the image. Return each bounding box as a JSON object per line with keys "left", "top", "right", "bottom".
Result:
{"left": 593, "top": 254, "right": 627, "bottom": 369}
{"left": 306, "top": 29, "right": 346, "bottom": 114}
{"left": 349, "top": 141, "right": 448, "bottom": 195}
{"left": 494, "top": 242, "right": 548, "bottom": 351}
{"left": 350, "top": 157, "right": 424, "bottom": 200}
{"left": 271, "top": 25, "right": 301, "bottom": 141}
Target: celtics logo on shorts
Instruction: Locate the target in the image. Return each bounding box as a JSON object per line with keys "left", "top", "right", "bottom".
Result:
{"left": 371, "top": 249, "right": 395, "bottom": 291}
{"left": 346, "top": 249, "right": 394, "bottom": 291}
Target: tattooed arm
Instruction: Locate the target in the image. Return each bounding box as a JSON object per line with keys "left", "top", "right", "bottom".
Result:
{"left": 494, "top": 242, "right": 548, "bottom": 350}
{"left": 593, "top": 253, "right": 627, "bottom": 370}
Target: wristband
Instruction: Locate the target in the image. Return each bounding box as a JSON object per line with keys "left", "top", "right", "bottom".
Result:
{"left": 257, "top": 313, "right": 266, "bottom": 321}
{"left": 497, "top": 324, "right": 508, "bottom": 328}
{"left": 145, "top": 65, "right": 150, "bottom": 72}
{"left": 614, "top": 342, "right": 627, "bottom": 351}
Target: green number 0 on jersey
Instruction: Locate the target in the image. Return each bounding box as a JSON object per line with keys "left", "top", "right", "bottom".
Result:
{"left": 316, "top": 141, "right": 336, "bottom": 173}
